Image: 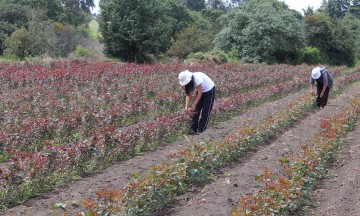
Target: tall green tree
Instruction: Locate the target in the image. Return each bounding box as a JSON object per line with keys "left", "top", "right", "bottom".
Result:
{"left": 201, "top": 8, "right": 225, "bottom": 35}
{"left": 330, "top": 17, "right": 356, "bottom": 66}
{"left": 57, "top": 0, "right": 94, "bottom": 26}
{"left": 0, "top": 3, "right": 30, "bottom": 55}
{"left": 214, "top": 0, "right": 304, "bottom": 63}
{"left": 99, "top": 0, "right": 191, "bottom": 62}
{"left": 305, "top": 11, "right": 357, "bottom": 66}
{"left": 0, "top": 0, "right": 61, "bottom": 21}
{"left": 342, "top": 13, "right": 360, "bottom": 59}
{"left": 326, "top": 0, "right": 349, "bottom": 19}
{"left": 0, "top": 0, "right": 94, "bottom": 26}
{"left": 304, "top": 13, "right": 333, "bottom": 53}
{"left": 0, "top": 4, "right": 29, "bottom": 28}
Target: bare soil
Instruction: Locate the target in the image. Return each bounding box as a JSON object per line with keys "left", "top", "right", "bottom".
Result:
{"left": 4, "top": 84, "right": 360, "bottom": 216}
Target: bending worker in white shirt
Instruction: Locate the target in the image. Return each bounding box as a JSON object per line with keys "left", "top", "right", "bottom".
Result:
{"left": 178, "top": 70, "right": 216, "bottom": 135}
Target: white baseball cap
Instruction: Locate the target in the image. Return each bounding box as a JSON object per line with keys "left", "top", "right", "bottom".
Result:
{"left": 311, "top": 67, "right": 321, "bottom": 79}
{"left": 178, "top": 70, "right": 192, "bottom": 86}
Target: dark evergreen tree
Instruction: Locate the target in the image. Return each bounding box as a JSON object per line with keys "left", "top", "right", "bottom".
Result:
{"left": 303, "top": 6, "right": 315, "bottom": 16}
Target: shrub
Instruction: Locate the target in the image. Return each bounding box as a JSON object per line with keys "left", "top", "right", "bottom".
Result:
{"left": 4, "top": 22, "right": 57, "bottom": 59}
{"left": 356, "top": 59, "right": 360, "bottom": 67}
{"left": 167, "top": 24, "right": 212, "bottom": 59}
{"left": 74, "top": 45, "right": 95, "bottom": 58}
{"left": 3, "top": 27, "right": 29, "bottom": 59}
{"left": 187, "top": 52, "right": 205, "bottom": 60}
{"left": 187, "top": 50, "right": 227, "bottom": 65}
{"left": 298, "top": 46, "right": 321, "bottom": 65}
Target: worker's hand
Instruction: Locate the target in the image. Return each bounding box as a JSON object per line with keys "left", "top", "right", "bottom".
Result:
{"left": 320, "top": 92, "right": 324, "bottom": 98}
{"left": 310, "top": 89, "right": 315, "bottom": 96}
{"left": 184, "top": 108, "right": 189, "bottom": 113}
{"left": 189, "top": 108, "right": 196, "bottom": 117}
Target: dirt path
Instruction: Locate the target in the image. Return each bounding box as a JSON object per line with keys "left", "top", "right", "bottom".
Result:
{"left": 4, "top": 90, "right": 306, "bottom": 215}
{"left": 298, "top": 120, "right": 360, "bottom": 216}
{"left": 154, "top": 83, "right": 360, "bottom": 216}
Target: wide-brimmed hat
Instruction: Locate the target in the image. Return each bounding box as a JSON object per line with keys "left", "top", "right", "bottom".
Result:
{"left": 178, "top": 70, "right": 192, "bottom": 86}
{"left": 311, "top": 67, "right": 321, "bottom": 79}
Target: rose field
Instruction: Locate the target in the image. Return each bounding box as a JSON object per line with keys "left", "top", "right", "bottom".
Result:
{"left": 1, "top": 60, "right": 360, "bottom": 216}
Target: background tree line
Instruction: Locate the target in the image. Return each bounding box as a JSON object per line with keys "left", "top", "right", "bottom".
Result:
{"left": 1, "top": 0, "right": 359, "bottom": 66}
{"left": 0, "top": 0, "right": 95, "bottom": 59}
{"left": 99, "top": 0, "right": 360, "bottom": 66}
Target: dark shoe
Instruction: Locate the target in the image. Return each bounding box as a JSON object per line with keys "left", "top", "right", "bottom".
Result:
{"left": 188, "top": 130, "right": 199, "bottom": 135}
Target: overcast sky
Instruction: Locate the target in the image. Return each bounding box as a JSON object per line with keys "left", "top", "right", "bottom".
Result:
{"left": 92, "top": 0, "right": 323, "bottom": 15}
{"left": 282, "top": 0, "right": 322, "bottom": 13}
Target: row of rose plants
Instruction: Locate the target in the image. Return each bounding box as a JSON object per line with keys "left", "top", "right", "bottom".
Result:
{"left": 0, "top": 62, "right": 313, "bottom": 118}
{"left": 0, "top": 68, "right": 359, "bottom": 210}
{"left": 2, "top": 61, "right": 352, "bottom": 138}
{"left": 0, "top": 65, "right": 350, "bottom": 158}
{"left": 0, "top": 63, "right": 326, "bottom": 157}
{"left": 77, "top": 78, "right": 360, "bottom": 215}
{"left": 0, "top": 61, "right": 320, "bottom": 94}
{"left": 0, "top": 62, "right": 354, "bottom": 134}
{"left": 233, "top": 94, "right": 360, "bottom": 216}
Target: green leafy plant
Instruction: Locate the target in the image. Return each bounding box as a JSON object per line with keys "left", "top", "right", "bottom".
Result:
{"left": 74, "top": 45, "right": 95, "bottom": 58}
{"left": 298, "top": 46, "right": 321, "bottom": 65}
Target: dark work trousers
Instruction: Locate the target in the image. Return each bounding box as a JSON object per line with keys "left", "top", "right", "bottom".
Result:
{"left": 191, "top": 87, "right": 216, "bottom": 133}
{"left": 316, "top": 85, "right": 331, "bottom": 108}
